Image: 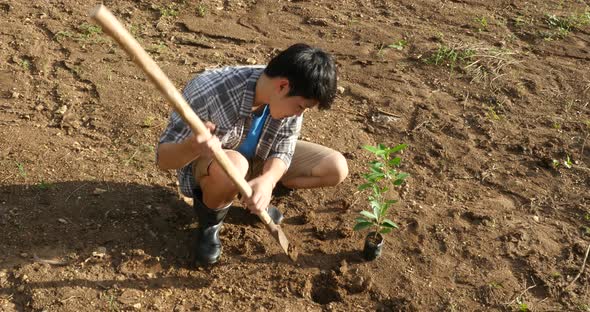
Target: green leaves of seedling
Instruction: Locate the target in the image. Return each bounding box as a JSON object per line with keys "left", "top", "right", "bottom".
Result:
{"left": 354, "top": 143, "right": 409, "bottom": 237}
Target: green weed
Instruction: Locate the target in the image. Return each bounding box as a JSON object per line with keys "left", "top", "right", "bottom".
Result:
{"left": 388, "top": 39, "right": 407, "bottom": 50}
{"left": 197, "top": 4, "right": 207, "bottom": 17}
{"left": 15, "top": 162, "right": 26, "bottom": 178}
{"left": 79, "top": 23, "right": 102, "bottom": 38}
{"left": 563, "top": 155, "right": 573, "bottom": 169}
{"left": 37, "top": 180, "right": 53, "bottom": 191}
{"left": 147, "top": 41, "right": 167, "bottom": 54}
{"left": 142, "top": 116, "right": 155, "bottom": 128}
{"left": 514, "top": 15, "right": 529, "bottom": 28}
{"left": 54, "top": 30, "right": 74, "bottom": 41}
{"left": 103, "top": 290, "right": 120, "bottom": 312}
{"left": 425, "top": 45, "right": 475, "bottom": 71}
{"left": 19, "top": 59, "right": 30, "bottom": 71}
{"left": 376, "top": 39, "right": 407, "bottom": 57}
{"left": 475, "top": 16, "right": 489, "bottom": 32}
{"left": 425, "top": 45, "right": 516, "bottom": 84}
{"left": 543, "top": 12, "right": 590, "bottom": 40}
{"left": 54, "top": 23, "right": 103, "bottom": 44}
{"left": 518, "top": 302, "right": 529, "bottom": 312}
{"left": 486, "top": 106, "right": 502, "bottom": 121}
{"left": 158, "top": 4, "right": 179, "bottom": 18}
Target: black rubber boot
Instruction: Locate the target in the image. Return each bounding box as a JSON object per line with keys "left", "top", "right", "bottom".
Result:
{"left": 193, "top": 189, "right": 230, "bottom": 266}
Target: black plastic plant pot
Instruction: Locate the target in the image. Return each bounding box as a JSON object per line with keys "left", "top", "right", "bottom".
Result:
{"left": 363, "top": 232, "right": 384, "bottom": 261}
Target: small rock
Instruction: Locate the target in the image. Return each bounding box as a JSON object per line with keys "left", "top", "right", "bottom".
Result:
{"left": 338, "top": 260, "right": 348, "bottom": 274}
{"left": 337, "top": 86, "right": 345, "bottom": 94}
{"left": 93, "top": 188, "right": 107, "bottom": 195}
{"left": 132, "top": 303, "right": 142, "bottom": 310}
{"left": 20, "top": 253, "right": 28, "bottom": 258}
{"left": 303, "top": 210, "right": 315, "bottom": 224}
{"left": 92, "top": 246, "right": 107, "bottom": 258}
{"left": 533, "top": 216, "right": 540, "bottom": 222}
{"left": 306, "top": 17, "right": 329, "bottom": 26}
{"left": 34, "top": 104, "right": 44, "bottom": 111}
{"left": 11, "top": 91, "right": 20, "bottom": 98}
{"left": 56, "top": 105, "right": 68, "bottom": 115}
{"left": 58, "top": 218, "right": 68, "bottom": 224}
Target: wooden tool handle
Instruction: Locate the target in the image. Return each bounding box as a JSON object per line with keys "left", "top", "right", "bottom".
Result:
{"left": 90, "top": 5, "right": 275, "bottom": 224}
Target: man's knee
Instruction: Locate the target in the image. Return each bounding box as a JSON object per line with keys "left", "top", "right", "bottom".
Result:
{"left": 331, "top": 152, "right": 348, "bottom": 185}
{"left": 209, "top": 150, "right": 249, "bottom": 181}
{"left": 320, "top": 152, "right": 348, "bottom": 186}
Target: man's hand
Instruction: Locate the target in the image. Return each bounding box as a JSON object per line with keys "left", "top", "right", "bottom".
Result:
{"left": 243, "top": 175, "right": 275, "bottom": 215}
{"left": 189, "top": 121, "right": 221, "bottom": 159}
{"left": 157, "top": 121, "right": 221, "bottom": 170}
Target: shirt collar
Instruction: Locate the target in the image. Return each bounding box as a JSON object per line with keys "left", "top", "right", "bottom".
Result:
{"left": 240, "top": 67, "right": 264, "bottom": 118}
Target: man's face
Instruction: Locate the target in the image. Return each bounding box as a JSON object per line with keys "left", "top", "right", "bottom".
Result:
{"left": 268, "top": 79, "right": 318, "bottom": 119}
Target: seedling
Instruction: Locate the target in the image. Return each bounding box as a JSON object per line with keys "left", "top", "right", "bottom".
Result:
{"left": 354, "top": 143, "right": 409, "bottom": 260}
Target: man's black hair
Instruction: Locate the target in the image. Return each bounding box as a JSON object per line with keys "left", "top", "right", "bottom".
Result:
{"left": 264, "top": 43, "right": 337, "bottom": 110}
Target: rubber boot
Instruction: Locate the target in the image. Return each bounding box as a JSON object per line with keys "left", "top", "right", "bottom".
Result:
{"left": 193, "top": 189, "right": 230, "bottom": 266}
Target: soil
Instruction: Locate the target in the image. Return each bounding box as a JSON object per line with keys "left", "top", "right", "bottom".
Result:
{"left": 1, "top": 0, "right": 590, "bottom": 311}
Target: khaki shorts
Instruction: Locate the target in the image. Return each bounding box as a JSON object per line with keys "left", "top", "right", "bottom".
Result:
{"left": 192, "top": 140, "right": 336, "bottom": 185}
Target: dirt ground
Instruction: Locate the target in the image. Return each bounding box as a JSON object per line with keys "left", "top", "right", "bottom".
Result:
{"left": 1, "top": 0, "right": 590, "bottom": 311}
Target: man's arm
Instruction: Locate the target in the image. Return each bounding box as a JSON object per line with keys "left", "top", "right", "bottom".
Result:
{"left": 157, "top": 122, "right": 220, "bottom": 170}
{"left": 259, "top": 157, "right": 288, "bottom": 188}
{"left": 243, "top": 157, "right": 287, "bottom": 214}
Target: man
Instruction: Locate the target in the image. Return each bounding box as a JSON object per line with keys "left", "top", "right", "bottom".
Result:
{"left": 157, "top": 43, "right": 348, "bottom": 265}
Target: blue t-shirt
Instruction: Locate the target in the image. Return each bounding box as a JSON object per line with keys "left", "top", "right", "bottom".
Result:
{"left": 237, "top": 105, "right": 269, "bottom": 159}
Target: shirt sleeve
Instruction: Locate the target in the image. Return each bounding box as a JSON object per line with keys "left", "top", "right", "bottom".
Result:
{"left": 267, "top": 116, "right": 302, "bottom": 168}
{"left": 158, "top": 78, "right": 211, "bottom": 145}
{"left": 156, "top": 77, "right": 211, "bottom": 163}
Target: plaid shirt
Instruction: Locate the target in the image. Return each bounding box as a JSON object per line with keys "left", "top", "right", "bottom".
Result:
{"left": 158, "top": 66, "right": 302, "bottom": 197}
